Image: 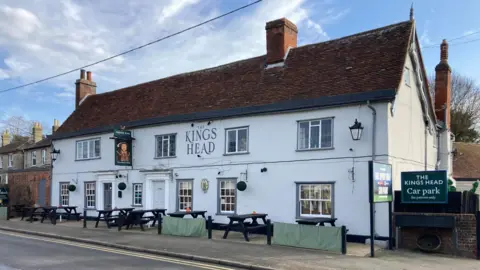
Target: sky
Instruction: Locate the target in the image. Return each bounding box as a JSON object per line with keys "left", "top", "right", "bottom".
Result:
{"left": 0, "top": 0, "right": 479, "bottom": 134}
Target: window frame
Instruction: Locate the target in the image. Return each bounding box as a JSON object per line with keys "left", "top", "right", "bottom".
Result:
{"left": 154, "top": 133, "right": 177, "bottom": 159}
{"left": 217, "top": 178, "right": 237, "bottom": 215}
{"left": 8, "top": 154, "right": 13, "bottom": 168}
{"left": 296, "top": 118, "right": 334, "bottom": 151}
{"left": 31, "top": 151, "right": 37, "bottom": 166}
{"left": 84, "top": 181, "right": 96, "bottom": 209}
{"left": 224, "top": 126, "right": 249, "bottom": 155}
{"left": 59, "top": 182, "right": 70, "bottom": 206}
{"left": 41, "top": 149, "right": 46, "bottom": 165}
{"left": 295, "top": 181, "right": 334, "bottom": 218}
{"left": 132, "top": 183, "right": 143, "bottom": 206}
{"left": 75, "top": 138, "right": 101, "bottom": 161}
{"left": 176, "top": 179, "right": 193, "bottom": 211}
{"left": 404, "top": 67, "right": 411, "bottom": 87}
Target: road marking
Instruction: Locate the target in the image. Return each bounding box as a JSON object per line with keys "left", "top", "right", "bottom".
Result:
{"left": 0, "top": 231, "right": 236, "bottom": 270}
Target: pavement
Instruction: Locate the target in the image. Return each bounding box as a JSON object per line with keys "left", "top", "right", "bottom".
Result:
{"left": 0, "top": 231, "right": 237, "bottom": 270}
{"left": 0, "top": 219, "right": 479, "bottom": 270}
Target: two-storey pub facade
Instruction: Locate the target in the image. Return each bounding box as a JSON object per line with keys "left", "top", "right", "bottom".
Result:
{"left": 51, "top": 17, "right": 453, "bottom": 241}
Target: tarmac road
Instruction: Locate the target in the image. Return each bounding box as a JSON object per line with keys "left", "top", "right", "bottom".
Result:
{"left": 0, "top": 231, "right": 239, "bottom": 270}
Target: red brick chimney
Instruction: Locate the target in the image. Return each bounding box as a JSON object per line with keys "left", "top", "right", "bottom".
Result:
{"left": 265, "top": 18, "right": 298, "bottom": 65}
{"left": 434, "top": 39, "right": 451, "bottom": 129}
{"left": 75, "top": 69, "right": 96, "bottom": 109}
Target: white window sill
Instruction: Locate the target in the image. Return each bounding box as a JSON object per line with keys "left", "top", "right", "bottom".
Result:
{"left": 223, "top": 152, "right": 249, "bottom": 156}
{"left": 75, "top": 157, "right": 101, "bottom": 162}
{"left": 216, "top": 211, "right": 235, "bottom": 216}
{"left": 296, "top": 147, "right": 334, "bottom": 152}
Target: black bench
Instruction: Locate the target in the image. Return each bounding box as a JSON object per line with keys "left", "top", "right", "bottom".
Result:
{"left": 223, "top": 213, "right": 268, "bottom": 242}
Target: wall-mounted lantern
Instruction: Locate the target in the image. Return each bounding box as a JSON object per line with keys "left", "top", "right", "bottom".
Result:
{"left": 349, "top": 119, "right": 364, "bottom": 141}
{"left": 51, "top": 148, "right": 61, "bottom": 161}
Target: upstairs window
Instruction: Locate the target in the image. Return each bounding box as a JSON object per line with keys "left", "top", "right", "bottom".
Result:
{"left": 155, "top": 134, "right": 176, "bottom": 158}
{"left": 225, "top": 127, "right": 248, "bottom": 154}
{"left": 76, "top": 138, "right": 101, "bottom": 160}
{"left": 297, "top": 118, "right": 333, "bottom": 150}
{"left": 8, "top": 154, "right": 13, "bottom": 167}
{"left": 41, "top": 149, "right": 46, "bottom": 164}
{"left": 31, "top": 151, "right": 37, "bottom": 166}
{"left": 404, "top": 67, "right": 411, "bottom": 86}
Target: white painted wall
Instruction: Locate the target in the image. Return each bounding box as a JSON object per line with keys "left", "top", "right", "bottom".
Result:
{"left": 387, "top": 53, "right": 439, "bottom": 191}
{"left": 52, "top": 103, "right": 391, "bottom": 237}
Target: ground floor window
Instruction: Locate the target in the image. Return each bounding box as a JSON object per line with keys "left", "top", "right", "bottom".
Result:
{"left": 132, "top": 183, "right": 143, "bottom": 206}
{"left": 59, "top": 182, "right": 69, "bottom": 206}
{"left": 297, "top": 183, "right": 333, "bottom": 217}
{"left": 177, "top": 180, "right": 193, "bottom": 211}
{"left": 85, "top": 182, "right": 96, "bottom": 208}
{"left": 218, "top": 179, "right": 236, "bottom": 214}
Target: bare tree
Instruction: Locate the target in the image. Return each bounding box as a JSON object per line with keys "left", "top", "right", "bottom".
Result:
{"left": 429, "top": 71, "right": 480, "bottom": 142}
{"left": 0, "top": 115, "right": 35, "bottom": 137}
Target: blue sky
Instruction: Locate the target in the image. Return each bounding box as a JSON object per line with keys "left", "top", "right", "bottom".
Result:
{"left": 0, "top": 0, "right": 479, "bottom": 134}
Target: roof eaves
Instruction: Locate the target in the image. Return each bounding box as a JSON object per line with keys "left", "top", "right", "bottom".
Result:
{"left": 52, "top": 88, "right": 396, "bottom": 140}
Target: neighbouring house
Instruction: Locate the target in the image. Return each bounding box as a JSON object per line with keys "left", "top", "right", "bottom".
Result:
{"left": 50, "top": 14, "right": 453, "bottom": 242}
{"left": 0, "top": 131, "right": 29, "bottom": 185}
{"left": 0, "top": 120, "right": 60, "bottom": 206}
{"left": 452, "top": 142, "right": 480, "bottom": 193}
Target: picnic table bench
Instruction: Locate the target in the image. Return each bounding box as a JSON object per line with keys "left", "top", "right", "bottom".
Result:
{"left": 22, "top": 207, "right": 44, "bottom": 222}
{"left": 95, "top": 208, "right": 134, "bottom": 228}
{"left": 41, "top": 206, "right": 81, "bottom": 223}
{"left": 295, "top": 217, "right": 337, "bottom": 226}
{"left": 11, "top": 204, "right": 25, "bottom": 218}
{"left": 167, "top": 210, "right": 207, "bottom": 219}
{"left": 223, "top": 213, "right": 268, "bottom": 242}
{"left": 118, "top": 209, "right": 166, "bottom": 231}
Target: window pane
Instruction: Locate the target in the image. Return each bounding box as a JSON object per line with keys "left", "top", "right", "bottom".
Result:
{"left": 321, "top": 119, "right": 332, "bottom": 148}
{"left": 298, "top": 122, "right": 309, "bottom": 149}
{"left": 156, "top": 136, "right": 163, "bottom": 157}
{"left": 321, "top": 185, "right": 331, "bottom": 200}
{"left": 82, "top": 141, "right": 88, "bottom": 159}
{"left": 77, "top": 143, "right": 82, "bottom": 159}
{"left": 312, "top": 185, "right": 322, "bottom": 199}
{"left": 322, "top": 201, "right": 332, "bottom": 215}
{"left": 169, "top": 135, "right": 176, "bottom": 156}
{"left": 300, "top": 185, "right": 309, "bottom": 199}
{"left": 89, "top": 140, "right": 95, "bottom": 158}
{"left": 311, "top": 120, "right": 320, "bottom": 126}
{"left": 162, "top": 138, "right": 168, "bottom": 157}
{"left": 237, "top": 129, "right": 247, "bottom": 152}
{"left": 94, "top": 140, "right": 100, "bottom": 157}
{"left": 300, "top": 201, "right": 310, "bottom": 215}
{"left": 310, "top": 125, "right": 320, "bottom": 149}
{"left": 310, "top": 201, "right": 321, "bottom": 215}
{"left": 227, "top": 130, "right": 236, "bottom": 153}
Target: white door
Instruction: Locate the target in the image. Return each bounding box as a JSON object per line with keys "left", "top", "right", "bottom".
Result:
{"left": 152, "top": 181, "right": 166, "bottom": 209}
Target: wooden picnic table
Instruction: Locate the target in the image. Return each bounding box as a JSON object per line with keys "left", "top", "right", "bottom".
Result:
{"left": 95, "top": 208, "right": 134, "bottom": 228}
{"left": 119, "top": 209, "right": 167, "bottom": 231}
{"left": 41, "top": 206, "right": 81, "bottom": 223}
{"left": 223, "top": 213, "right": 268, "bottom": 242}
{"left": 295, "top": 217, "right": 337, "bottom": 226}
{"left": 11, "top": 204, "right": 25, "bottom": 217}
{"left": 167, "top": 210, "right": 207, "bottom": 219}
{"left": 22, "top": 207, "right": 43, "bottom": 222}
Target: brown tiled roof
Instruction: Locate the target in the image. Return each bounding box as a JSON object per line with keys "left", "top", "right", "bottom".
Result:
{"left": 0, "top": 137, "right": 30, "bottom": 154}
{"left": 21, "top": 136, "right": 52, "bottom": 150}
{"left": 453, "top": 142, "right": 480, "bottom": 179}
{"left": 56, "top": 20, "right": 413, "bottom": 137}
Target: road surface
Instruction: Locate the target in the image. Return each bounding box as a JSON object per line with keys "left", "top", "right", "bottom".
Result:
{"left": 0, "top": 231, "right": 238, "bottom": 270}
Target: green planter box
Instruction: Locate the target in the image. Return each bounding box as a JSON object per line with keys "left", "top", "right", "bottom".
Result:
{"left": 0, "top": 207, "right": 7, "bottom": 220}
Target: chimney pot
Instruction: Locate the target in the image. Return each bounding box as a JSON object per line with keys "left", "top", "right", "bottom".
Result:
{"left": 265, "top": 18, "right": 298, "bottom": 65}
{"left": 86, "top": 71, "right": 92, "bottom": 81}
{"left": 80, "top": 69, "right": 86, "bottom": 79}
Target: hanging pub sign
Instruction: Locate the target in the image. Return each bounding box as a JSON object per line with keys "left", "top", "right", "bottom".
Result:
{"left": 114, "top": 129, "right": 133, "bottom": 166}
{"left": 368, "top": 161, "right": 393, "bottom": 203}
{"left": 401, "top": 170, "right": 448, "bottom": 204}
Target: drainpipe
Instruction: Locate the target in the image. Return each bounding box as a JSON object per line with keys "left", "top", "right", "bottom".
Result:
{"left": 435, "top": 125, "right": 442, "bottom": 170}
{"left": 424, "top": 120, "right": 428, "bottom": 171}
{"left": 367, "top": 101, "right": 376, "bottom": 160}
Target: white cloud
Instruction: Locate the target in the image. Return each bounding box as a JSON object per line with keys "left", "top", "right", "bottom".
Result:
{"left": 0, "top": 0, "right": 347, "bottom": 103}
{"left": 419, "top": 21, "right": 433, "bottom": 48}
{"left": 0, "top": 69, "right": 9, "bottom": 80}
{"left": 0, "top": 5, "right": 41, "bottom": 40}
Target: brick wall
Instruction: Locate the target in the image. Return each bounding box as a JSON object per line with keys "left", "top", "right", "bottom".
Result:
{"left": 9, "top": 170, "right": 51, "bottom": 207}
{"left": 394, "top": 212, "right": 477, "bottom": 258}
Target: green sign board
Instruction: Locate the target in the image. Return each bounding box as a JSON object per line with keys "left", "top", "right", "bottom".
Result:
{"left": 369, "top": 161, "right": 393, "bottom": 203}
{"left": 114, "top": 129, "right": 133, "bottom": 166}
{"left": 401, "top": 170, "right": 448, "bottom": 204}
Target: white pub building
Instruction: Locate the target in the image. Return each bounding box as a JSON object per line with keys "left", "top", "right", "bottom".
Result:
{"left": 51, "top": 15, "right": 453, "bottom": 242}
